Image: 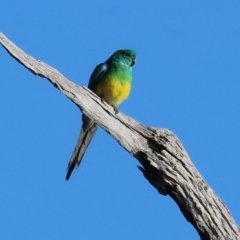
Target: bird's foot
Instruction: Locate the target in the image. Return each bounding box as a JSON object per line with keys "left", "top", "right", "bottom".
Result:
{"left": 113, "top": 106, "right": 119, "bottom": 114}
{"left": 100, "top": 97, "right": 118, "bottom": 114}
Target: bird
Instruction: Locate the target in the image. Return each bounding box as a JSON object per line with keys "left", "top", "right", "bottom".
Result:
{"left": 66, "top": 49, "right": 137, "bottom": 180}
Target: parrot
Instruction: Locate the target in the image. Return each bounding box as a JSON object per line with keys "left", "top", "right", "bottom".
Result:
{"left": 66, "top": 49, "right": 137, "bottom": 180}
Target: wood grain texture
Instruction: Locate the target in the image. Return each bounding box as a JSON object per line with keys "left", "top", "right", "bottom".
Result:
{"left": 1, "top": 32, "right": 239, "bottom": 240}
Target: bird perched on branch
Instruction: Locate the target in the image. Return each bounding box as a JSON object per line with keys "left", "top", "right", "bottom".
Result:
{"left": 66, "top": 49, "right": 137, "bottom": 180}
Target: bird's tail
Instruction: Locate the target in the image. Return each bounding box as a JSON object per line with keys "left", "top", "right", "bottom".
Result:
{"left": 66, "top": 118, "right": 98, "bottom": 180}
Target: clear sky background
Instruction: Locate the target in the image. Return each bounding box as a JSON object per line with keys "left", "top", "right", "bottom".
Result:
{"left": 1, "top": 1, "right": 240, "bottom": 239}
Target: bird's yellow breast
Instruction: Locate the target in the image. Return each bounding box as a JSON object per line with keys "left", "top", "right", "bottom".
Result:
{"left": 94, "top": 77, "right": 131, "bottom": 107}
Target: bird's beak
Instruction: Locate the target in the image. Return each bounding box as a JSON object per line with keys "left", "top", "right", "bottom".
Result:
{"left": 130, "top": 57, "right": 136, "bottom": 66}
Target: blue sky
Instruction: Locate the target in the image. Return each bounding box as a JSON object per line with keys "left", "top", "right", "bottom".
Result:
{"left": 1, "top": 1, "right": 240, "bottom": 239}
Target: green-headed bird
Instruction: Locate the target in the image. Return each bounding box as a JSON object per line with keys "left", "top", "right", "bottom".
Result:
{"left": 66, "top": 49, "right": 137, "bottom": 180}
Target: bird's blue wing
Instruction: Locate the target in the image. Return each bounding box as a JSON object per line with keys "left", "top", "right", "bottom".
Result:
{"left": 88, "top": 62, "right": 108, "bottom": 91}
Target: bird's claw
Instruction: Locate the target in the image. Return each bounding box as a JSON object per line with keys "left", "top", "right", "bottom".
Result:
{"left": 100, "top": 97, "right": 118, "bottom": 114}
{"left": 113, "top": 106, "right": 119, "bottom": 114}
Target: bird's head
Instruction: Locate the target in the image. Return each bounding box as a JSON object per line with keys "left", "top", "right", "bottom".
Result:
{"left": 108, "top": 49, "right": 137, "bottom": 67}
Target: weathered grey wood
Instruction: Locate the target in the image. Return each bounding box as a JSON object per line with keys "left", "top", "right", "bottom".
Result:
{"left": 1, "top": 32, "right": 239, "bottom": 240}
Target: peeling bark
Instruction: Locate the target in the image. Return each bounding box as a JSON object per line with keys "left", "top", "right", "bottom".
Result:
{"left": 1, "top": 32, "right": 239, "bottom": 240}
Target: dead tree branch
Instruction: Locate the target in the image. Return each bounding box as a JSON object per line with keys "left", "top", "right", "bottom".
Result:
{"left": 1, "top": 32, "right": 239, "bottom": 240}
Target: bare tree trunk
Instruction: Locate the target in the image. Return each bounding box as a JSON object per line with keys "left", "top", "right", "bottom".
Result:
{"left": 1, "top": 32, "right": 239, "bottom": 240}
